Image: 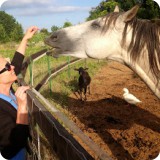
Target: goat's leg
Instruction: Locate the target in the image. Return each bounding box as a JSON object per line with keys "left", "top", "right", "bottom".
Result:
{"left": 84, "top": 87, "right": 87, "bottom": 101}
{"left": 73, "top": 91, "right": 79, "bottom": 100}
{"left": 78, "top": 89, "right": 83, "bottom": 101}
{"left": 88, "top": 85, "right": 91, "bottom": 95}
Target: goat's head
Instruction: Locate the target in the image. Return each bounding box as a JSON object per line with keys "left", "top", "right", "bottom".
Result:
{"left": 74, "top": 67, "right": 88, "bottom": 75}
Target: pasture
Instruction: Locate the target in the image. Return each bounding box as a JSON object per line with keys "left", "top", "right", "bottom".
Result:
{"left": 1, "top": 42, "right": 160, "bottom": 159}
{"left": 29, "top": 52, "right": 160, "bottom": 159}
{"left": 54, "top": 61, "right": 160, "bottom": 160}
{"left": 44, "top": 5, "right": 160, "bottom": 158}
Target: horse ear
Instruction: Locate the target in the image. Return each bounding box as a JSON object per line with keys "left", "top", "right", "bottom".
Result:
{"left": 123, "top": 5, "right": 140, "bottom": 22}
{"left": 114, "top": 5, "right": 119, "bottom": 12}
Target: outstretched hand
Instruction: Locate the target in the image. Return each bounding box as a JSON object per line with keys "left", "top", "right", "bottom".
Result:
{"left": 23, "top": 26, "right": 39, "bottom": 40}
{"left": 16, "top": 26, "right": 39, "bottom": 55}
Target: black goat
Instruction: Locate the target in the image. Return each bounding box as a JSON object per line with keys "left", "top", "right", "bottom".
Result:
{"left": 74, "top": 67, "right": 91, "bottom": 101}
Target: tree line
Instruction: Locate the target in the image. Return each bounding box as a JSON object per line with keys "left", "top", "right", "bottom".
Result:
{"left": 0, "top": 11, "right": 23, "bottom": 43}
{"left": 87, "top": 0, "right": 160, "bottom": 21}
{"left": 0, "top": 0, "right": 159, "bottom": 43}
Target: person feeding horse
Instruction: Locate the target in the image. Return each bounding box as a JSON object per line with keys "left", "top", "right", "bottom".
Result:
{"left": 45, "top": 5, "right": 160, "bottom": 100}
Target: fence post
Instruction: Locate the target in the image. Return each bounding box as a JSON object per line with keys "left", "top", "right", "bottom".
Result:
{"left": 47, "top": 55, "right": 52, "bottom": 95}
{"left": 29, "top": 57, "right": 33, "bottom": 86}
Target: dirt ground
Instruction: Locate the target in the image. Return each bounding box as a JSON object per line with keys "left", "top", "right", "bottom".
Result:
{"left": 63, "top": 61, "right": 160, "bottom": 160}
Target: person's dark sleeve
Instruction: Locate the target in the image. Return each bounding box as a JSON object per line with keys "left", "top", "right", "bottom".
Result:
{"left": 11, "top": 51, "right": 25, "bottom": 75}
{"left": 1, "top": 124, "right": 30, "bottom": 159}
{"left": 0, "top": 100, "right": 30, "bottom": 159}
{"left": 0, "top": 107, "right": 16, "bottom": 148}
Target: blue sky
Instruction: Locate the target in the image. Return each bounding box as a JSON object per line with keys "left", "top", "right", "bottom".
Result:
{"left": 1, "top": 0, "right": 103, "bottom": 32}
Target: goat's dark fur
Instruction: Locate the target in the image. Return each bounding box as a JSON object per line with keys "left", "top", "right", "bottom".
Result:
{"left": 75, "top": 67, "right": 91, "bottom": 101}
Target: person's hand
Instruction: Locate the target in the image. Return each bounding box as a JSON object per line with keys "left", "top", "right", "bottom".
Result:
{"left": 16, "top": 26, "right": 39, "bottom": 54}
{"left": 15, "top": 86, "right": 30, "bottom": 124}
{"left": 15, "top": 86, "right": 30, "bottom": 111}
{"left": 23, "top": 26, "right": 39, "bottom": 41}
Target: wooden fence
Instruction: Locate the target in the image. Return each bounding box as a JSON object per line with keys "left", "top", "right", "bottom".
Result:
{"left": 19, "top": 49, "right": 113, "bottom": 160}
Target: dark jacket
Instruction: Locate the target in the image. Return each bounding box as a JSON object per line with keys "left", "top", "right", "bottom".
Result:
{"left": 0, "top": 52, "right": 30, "bottom": 159}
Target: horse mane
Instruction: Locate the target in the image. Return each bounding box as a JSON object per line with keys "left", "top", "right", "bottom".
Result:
{"left": 104, "top": 12, "right": 160, "bottom": 81}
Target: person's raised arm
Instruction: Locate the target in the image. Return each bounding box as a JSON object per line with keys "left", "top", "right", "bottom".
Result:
{"left": 16, "top": 26, "right": 39, "bottom": 55}
{"left": 11, "top": 26, "right": 39, "bottom": 75}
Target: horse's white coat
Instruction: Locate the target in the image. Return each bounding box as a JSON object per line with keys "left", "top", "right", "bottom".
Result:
{"left": 45, "top": 5, "right": 160, "bottom": 99}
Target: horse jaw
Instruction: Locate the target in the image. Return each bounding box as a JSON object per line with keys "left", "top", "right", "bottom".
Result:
{"left": 61, "top": 51, "right": 88, "bottom": 58}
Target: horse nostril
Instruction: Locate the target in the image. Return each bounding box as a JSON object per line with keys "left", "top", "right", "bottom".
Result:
{"left": 51, "top": 35, "right": 58, "bottom": 41}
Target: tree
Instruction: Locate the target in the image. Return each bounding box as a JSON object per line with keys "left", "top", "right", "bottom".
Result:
{"left": 40, "top": 28, "right": 49, "bottom": 35}
{"left": 10, "top": 23, "right": 23, "bottom": 42}
{"left": 63, "top": 21, "right": 72, "bottom": 28}
{"left": 0, "top": 11, "right": 23, "bottom": 42}
{"left": 87, "top": 0, "right": 118, "bottom": 21}
{"left": 115, "top": 0, "right": 160, "bottom": 19}
{"left": 51, "top": 25, "right": 60, "bottom": 32}
{"left": 87, "top": 0, "right": 160, "bottom": 21}
{"left": 0, "top": 24, "right": 7, "bottom": 42}
{"left": 51, "top": 22, "right": 72, "bottom": 31}
{"left": 137, "top": 0, "right": 160, "bottom": 19}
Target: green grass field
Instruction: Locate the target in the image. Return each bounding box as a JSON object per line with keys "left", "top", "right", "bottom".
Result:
{"left": 0, "top": 33, "right": 107, "bottom": 108}
{"left": 0, "top": 37, "right": 108, "bottom": 159}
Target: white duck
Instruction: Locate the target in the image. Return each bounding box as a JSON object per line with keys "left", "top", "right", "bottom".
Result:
{"left": 123, "top": 88, "right": 142, "bottom": 105}
{"left": 153, "top": 153, "right": 160, "bottom": 160}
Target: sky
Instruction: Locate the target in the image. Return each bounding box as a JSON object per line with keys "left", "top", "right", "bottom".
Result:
{"left": 0, "top": 0, "right": 103, "bottom": 32}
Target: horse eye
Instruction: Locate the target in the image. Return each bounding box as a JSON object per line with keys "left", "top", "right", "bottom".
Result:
{"left": 91, "top": 22, "right": 101, "bottom": 29}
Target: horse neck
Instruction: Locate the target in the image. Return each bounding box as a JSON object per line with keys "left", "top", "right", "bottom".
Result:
{"left": 107, "top": 48, "right": 160, "bottom": 99}
{"left": 108, "top": 22, "right": 160, "bottom": 100}
{"left": 123, "top": 56, "right": 160, "bottom": 99}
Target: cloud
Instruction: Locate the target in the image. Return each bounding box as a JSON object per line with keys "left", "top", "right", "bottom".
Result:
{"left": 16, "top": 6, "right": 90, "bottom": 16}
{"left": 2, "top": 0, "right": 90, "bottom": 16}
{"left": 0, "top": 0, "right": 8, "bottom": 8}
{"left": 2, "top": 0, "right": 53, "bottom": 9}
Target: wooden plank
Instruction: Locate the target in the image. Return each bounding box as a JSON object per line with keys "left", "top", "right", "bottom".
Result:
{"left": 25, "top": 86, "right": 94, "bottom": 160}
{"left": 21, "top": 49, "right": 48, "bottom": 77}
{"left": 19, "top": 50, "right": 113, "bottom": 160}
{"left": 31, "top": 88, "right": 113, "bottom": 160}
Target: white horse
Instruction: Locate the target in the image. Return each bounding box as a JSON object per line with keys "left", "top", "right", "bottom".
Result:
{"left": 45, "top": 5, "right": 160, "bottom": 99}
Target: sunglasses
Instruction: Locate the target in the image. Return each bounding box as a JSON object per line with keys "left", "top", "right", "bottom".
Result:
{"left": 0, "top": 62, "right": 11, "bottom": 74}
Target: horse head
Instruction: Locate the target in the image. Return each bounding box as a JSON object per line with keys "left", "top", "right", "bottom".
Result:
{"left": 45, "top": 5, "right": 140, "bottom": 61}
{"left": 45, "top": 5, "right": 160, "bottom": 99}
